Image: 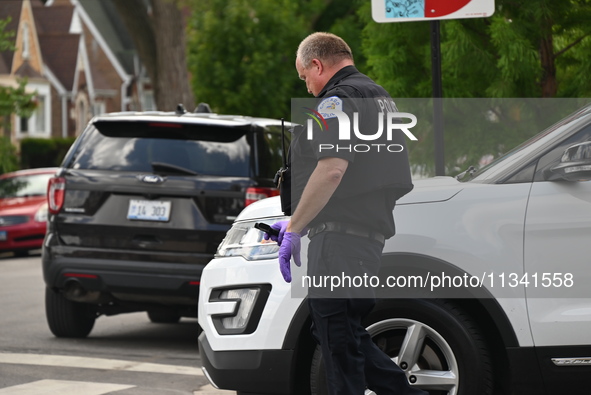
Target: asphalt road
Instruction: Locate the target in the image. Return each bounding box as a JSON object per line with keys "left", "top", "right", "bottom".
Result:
{"left": 0, "top": 252, "right": 234, "bottom": 395}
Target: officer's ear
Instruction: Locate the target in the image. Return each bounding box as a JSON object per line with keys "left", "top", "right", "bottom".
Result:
{"left": 310, "top": 58, "right": 323, "bottom": 75}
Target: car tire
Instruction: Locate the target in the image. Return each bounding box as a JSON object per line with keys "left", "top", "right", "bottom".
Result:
{"left": 147, "top": 310, "right": 181, "bottom": 324}
{"left": 310, "top": 299, "right": 493, "bottom": 395}
{"left": 45, "top": 287, "right": 96, "bottom": 338}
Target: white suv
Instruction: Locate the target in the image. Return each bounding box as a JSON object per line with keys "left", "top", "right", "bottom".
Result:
{"left": 198, "top": 104, "right": 591, "bottom": 395}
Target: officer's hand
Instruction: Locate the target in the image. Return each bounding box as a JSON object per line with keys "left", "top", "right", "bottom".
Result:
{"left": 264, "top": 220, "right": 309, "bottom": 245}
{"left": 278, "top": 232, "right": 302, "bottom": 283}
{"left": 263, "top": 220, "right": 289, "bottom": 244}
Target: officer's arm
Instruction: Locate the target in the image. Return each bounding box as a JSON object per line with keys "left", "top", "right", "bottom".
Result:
{"left": 287, "top": 157, "right": 348, "bottom": 234}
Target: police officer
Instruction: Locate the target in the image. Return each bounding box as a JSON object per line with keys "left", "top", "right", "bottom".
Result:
{"left": 268, "top": 32, "right": 427, "bottom": 395}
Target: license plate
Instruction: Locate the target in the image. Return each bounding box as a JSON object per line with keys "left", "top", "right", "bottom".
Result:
{"left": 0, "top": 231, "right": 6, "bottom": 241}
{"left": 127, "top": 200, "right": 171, "bottom": 222}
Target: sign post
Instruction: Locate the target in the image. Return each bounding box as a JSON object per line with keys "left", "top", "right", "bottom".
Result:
{"left": 372, "top": 0, "right": 495, "bottom": 176}
{"left": 430, "top": 20, "right": 444, "bottom": 176}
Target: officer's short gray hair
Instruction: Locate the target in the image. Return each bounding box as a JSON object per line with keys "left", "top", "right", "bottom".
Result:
{"left": 297, "top": 32, "right": 353, "bottom": 69}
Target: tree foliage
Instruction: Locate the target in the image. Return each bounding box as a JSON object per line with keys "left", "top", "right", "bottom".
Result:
{"left": 185, "top": 1, "right": 591, "bottom": 175}
{"left": 360, "top": 0, "right": 591, "bottom": 98}
{"left": 20, "top": 137, "right": 76, "bottom": 169}
{"left": 0, "top": 17, "right": 36, "bottom": 174}
{"left": 359, "top": 0, "right": 591, "bottom": 174}
{"left": 186, "top": 0, "right": 364, "bottom": 119}
{"left": 187, "top": 0, "right": 304, "bottom": 119}
{"left": 0, "top": 17, "right": 36, "bottom": 119}
{"left": 0, "top": 137, "right": 19, "bottom": 174}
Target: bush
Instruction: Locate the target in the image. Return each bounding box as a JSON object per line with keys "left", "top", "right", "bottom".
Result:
{"left": 20, "top": 137, "right": 76, "bottom": 169}
{"left": 0, "top": 136, "right": 19, "bottom": 174}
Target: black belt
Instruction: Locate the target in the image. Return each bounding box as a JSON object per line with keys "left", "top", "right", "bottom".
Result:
{"left": 308, "top": 222, "right": 385, "bottom": 244}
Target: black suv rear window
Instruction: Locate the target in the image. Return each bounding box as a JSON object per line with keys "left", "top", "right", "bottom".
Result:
{"left": 67, "top": 121, "right": 251, "bottom": 177}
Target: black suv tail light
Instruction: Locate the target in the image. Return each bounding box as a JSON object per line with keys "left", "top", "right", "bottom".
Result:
{"left": 245, "top": 187, "right": 279, "bottom": 207}
{"left": 48, "top": 177, "right": 66, "bottom": 214}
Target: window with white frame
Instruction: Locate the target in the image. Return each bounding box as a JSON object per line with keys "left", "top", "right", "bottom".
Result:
{"left": 75, "top": 93, "right": 91, "bottom": 134}
{"left": 17, "top": 83, "right": 51, "bottom": 138}
{"left": 79, "top": 100, "right": 87, "bottom": 128}
{"left": 92, "top": 101, "right": 105, "bottom": 117}
{"left": 142, "top": 91, "right": 155, "bottom": 111}
{"left": 34, "top": 96, "right": 46, "bottom": 131}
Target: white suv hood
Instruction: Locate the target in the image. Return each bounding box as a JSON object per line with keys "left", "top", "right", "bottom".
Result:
{"left": 397, "top": 176, "right": 463, "bottom": 205}
{"left": 235, "top": 196, "right": 285, "bottom": 221}
{"left": 237, "top": 177, "right": 463, "bottom": 222}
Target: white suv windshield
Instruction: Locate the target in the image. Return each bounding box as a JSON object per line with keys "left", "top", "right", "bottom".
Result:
{"left": 469, "top": 105, "right": 591, "bottom": 182}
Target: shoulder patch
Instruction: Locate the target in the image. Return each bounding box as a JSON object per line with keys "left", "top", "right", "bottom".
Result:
{"left": 317, "top": 96, "right": 343, "bottom": 119}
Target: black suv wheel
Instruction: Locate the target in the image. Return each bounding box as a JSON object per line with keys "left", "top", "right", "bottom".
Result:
{"left": 45, "top": 287, "right": 97, "bottom": 338}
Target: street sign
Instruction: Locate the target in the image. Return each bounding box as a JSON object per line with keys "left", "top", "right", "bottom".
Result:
{"left": 372, "top": 0, "right": 495, "bottom": 23}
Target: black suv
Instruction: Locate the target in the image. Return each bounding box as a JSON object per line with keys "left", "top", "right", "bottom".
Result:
{"left": 42, "top": 109, "right": 288, "bottom": 337}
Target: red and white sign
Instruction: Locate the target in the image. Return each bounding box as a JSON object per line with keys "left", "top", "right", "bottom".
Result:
{"left": 372, "top": 0, "right": 495, "bottom": 23}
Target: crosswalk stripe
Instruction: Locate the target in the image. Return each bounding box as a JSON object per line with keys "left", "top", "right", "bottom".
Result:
{"left": 194, "top": 384, "right": 236, "bottom": 394}
{"left": 0, "top": 353, "right": 202, "bottom": 376}
{"left": 0, "top": 380, "right": 134, "bottom": 395}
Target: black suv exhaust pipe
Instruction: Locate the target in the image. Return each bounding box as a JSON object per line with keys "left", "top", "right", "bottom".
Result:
{"left": 64, "top": 281, "right": 107, "bottom": 303}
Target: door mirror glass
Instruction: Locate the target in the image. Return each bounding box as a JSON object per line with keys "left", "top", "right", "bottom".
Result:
{"left": 547, "top": 141, "right": 591, "bottom": 181}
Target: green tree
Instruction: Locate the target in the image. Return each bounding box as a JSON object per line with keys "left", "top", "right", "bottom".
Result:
{"left": 185, "top": 1, "right": 591, "bottom": 176}
{"left": 358, "top": 0, "right": 591, "bottom": 175}
{"left": 0, "top": 17, "right": 36, "bottom": 174}
{"left": 360, "top": 0, "right": 591, "bottom": 98}
{"left": 0, "top": 17, "right": 36, "bottom": 117}
{"left": 0, "top": 136, "right": 18, "bottom": 174}
{"left": 187, "top": 0, "right": 306, "bottom": 119}
{"left": 186, "top": 0, "right": 365, "bottom": 119}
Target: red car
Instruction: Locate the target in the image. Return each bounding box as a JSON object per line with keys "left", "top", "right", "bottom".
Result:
{"left": 0, "top": 168, "right": 58, "bottom": 256}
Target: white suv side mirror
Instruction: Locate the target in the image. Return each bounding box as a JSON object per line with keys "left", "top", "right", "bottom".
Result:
{"left": 547, "top": 141, "right": 591, "bottom": 181}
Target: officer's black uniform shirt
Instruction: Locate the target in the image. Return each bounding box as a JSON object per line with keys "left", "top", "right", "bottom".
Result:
{"left": 283, "top": 65, "right": 413, "bottom": 239}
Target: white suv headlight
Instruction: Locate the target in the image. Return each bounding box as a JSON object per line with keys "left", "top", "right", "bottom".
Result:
{"left": 215, "top": 217, "right": 288, "bottom": 260}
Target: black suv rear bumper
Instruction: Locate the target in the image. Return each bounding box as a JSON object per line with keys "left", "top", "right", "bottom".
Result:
{"left": 43, "top": 238, "right": 207, "bottom": 307}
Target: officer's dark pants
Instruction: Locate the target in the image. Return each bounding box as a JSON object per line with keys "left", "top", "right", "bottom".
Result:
{"left": 307, "top": 232, "right": 427, "bottom": 395}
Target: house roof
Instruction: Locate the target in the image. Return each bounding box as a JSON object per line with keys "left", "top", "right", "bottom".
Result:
{"left": 38, "top": 33, "right": 78, "bottom": 90}
{"left": 14, "top": 59, "right": 43, "bottom": 79}
{"left": 1, "top": 0, "right": 144, "bottom": 97}
{"left": 0, "top": 0, "right": 23, "bottom": 74}
{"left": 27, "top": 0, "right": 79, "bottom": 91}
{"left": 32, "top": 1, "right": 73, "bottom": 35}
{"left": 77, "top": 0, "right": 136, "bottom": 75}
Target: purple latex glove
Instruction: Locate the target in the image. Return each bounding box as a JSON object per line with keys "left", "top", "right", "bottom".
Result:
{"left": 263, "top": 220, "right": 289, "bottom": 244}
{"left": 278, "top": 232, "right": 302, "bottom": 283}
{"left": 264, "top": 220, "right": 309, "bottom": 245}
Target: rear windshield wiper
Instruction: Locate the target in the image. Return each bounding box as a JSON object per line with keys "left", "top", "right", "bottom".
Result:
{"left": 150, "top": 161, "right": 198, "bottom": 176}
